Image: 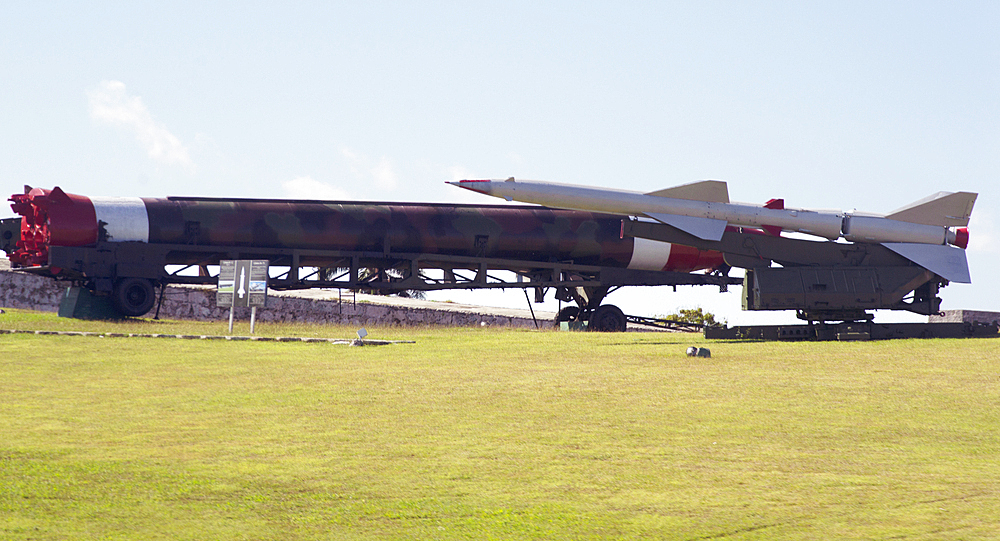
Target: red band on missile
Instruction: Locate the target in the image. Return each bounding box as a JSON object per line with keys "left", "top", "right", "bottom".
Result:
{"left": 663, "top": 243, "right": 725, "bottom": 273}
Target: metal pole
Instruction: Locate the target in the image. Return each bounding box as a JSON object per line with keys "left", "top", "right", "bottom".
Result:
{"left": 250, "top": 306, "right": 257, "bottom": 334}
{"left": 153, "top": 282, "right": 166, "bottom": 320}
{"left": 523, "top": 288, "right": 539, "bottom": 329}
{"left": 228, "top": 306, "right": 235, "bottom": 334}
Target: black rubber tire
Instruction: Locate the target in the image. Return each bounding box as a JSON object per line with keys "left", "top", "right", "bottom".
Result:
{"left": 589, "top": 304, "right": 627, "bottom": 332}
{"left": 553, "top": 306, "right": 581, "bottom": 327}
{"left": 112, "top": 278, "right": 156, "bottom": 317}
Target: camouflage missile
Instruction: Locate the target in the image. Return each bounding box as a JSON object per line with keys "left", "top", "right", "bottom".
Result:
{"left": 5, "top": 186, "right": 725, "bottom": 274}
{"left": 448, "top": 178, "right": 976, "bottom": 283}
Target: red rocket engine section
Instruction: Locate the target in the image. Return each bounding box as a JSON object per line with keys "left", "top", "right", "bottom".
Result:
{"left": 9, "top": 187, "right": 99, "bottom": 266}
{"left": 6, "top": 188, "right": 725, "bottom": 275}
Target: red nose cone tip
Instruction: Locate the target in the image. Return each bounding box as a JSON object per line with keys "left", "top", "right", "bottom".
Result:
{"left": 447, "top": 179, "right": 491, "bottom": 194}
{"left": 954, "top": 227, "right": 969, "bottom": 249}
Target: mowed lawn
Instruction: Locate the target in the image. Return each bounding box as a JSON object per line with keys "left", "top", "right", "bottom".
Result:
{"left": 2, "top": 309, "right": 999, "bottom": 539}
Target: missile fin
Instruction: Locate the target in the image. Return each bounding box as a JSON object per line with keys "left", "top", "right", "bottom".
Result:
{"left": 48, "top": 186, "right": 74, "bottom": 204}
{"left": 882, "top": 242, "right": 971, "bottom": 283}
{"left": 645, "top": 180, "right": 730, "bottom": 203}
{"left": 645, "top": 212, "right": 728, "bottom": 241}
{"left": 885, "top": 191, "right": 977, "bottom": 227}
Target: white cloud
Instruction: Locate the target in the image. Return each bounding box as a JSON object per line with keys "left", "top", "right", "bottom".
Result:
{"left": 88, "top": 80, "right": 194, "bottom": 170}
{"left": 340, "top": 147, "right": 397, "bottom": 191}
{"left": 281, "top": 176, "right": 351, "bottom": 200}
{"left": 371, "top": 156, "right": 398, "bottom": 191}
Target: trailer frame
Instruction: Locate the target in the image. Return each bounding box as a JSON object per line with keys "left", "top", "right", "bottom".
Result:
{"left": 16, "top": 240, "right": 741, "bottom": 329}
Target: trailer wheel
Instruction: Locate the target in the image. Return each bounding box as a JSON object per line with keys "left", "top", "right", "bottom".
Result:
{"left": 553, "top": 306, "right": 581, "bottom": 327}
{"left": 589, "top": 304, "right": 627, "bottom": 332}
{"left": 112, "top": 278, "right": 156, "bottom": 317}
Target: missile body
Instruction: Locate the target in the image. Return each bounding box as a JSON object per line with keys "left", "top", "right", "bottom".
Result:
{"left": 6, "top": 186, "right": 724, "bottom": 275}
{"left": 448, "top": 178, "right": 977, "bottom": 283}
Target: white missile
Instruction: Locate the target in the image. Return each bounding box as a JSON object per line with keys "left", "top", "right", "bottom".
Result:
{"left": 448, "top": 178, "right": 977, "bottom": 283}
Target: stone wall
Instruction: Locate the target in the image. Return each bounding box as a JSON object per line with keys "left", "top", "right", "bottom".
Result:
{"left": 0, "top": 268, "right": 542, "bottom": 328}
{"left": 157, "top": 286, "right": 541, "bottom": 328}
{"left": 0, "top": 270, "right": 65, "bottom": 312}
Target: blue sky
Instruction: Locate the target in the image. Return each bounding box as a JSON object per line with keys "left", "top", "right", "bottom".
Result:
{"left": 2, "top": 2, "right": 997, "bottom": 323}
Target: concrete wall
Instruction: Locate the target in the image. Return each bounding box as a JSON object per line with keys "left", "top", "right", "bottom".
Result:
{"left": 930, "top": 310, "right": 1000, "bottom": 325}
{"left": 0, "top": 268, "right": 542, "bottom": 328}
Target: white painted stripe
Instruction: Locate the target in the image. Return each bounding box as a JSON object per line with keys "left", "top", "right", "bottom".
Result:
{"left": 627, "top": 237, "right": 672, "bottom": 271}
{"left": 92, "top": 197, "right": 149, "bottom": 242}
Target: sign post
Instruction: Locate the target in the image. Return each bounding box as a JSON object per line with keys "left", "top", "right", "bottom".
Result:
{"left": 217, "top": 259, "right": 269, "bottom": 334}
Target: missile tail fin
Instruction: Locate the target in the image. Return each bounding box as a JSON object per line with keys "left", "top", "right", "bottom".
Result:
{"left": 886, "top": 191, "right": 977, "bottom": 227}
{"left": 645, "top": 212, "right": 728, "bottom": 241}
{"left": 645, "top": 180, "right": 730, "bottom": 203}
{"left": 882, "top": 242, "right": 971, "bottom": 283}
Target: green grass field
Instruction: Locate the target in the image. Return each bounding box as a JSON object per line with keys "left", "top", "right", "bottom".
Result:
{"left": 2, "top": 308, "right": 999, "bottom": 539}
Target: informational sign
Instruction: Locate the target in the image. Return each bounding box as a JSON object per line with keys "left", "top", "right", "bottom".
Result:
{"left": 217, "top": 259, "right": 269, "bottom": 308}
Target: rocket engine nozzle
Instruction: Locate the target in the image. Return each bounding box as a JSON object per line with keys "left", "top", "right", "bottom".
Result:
{"left": 948, "top": 227, "right": 970, "bottom": 250}
{"left": 6, "top": 187, "right": 100, "bottom": 266}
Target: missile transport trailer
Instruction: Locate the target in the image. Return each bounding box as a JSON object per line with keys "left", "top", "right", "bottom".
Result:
{"left": 2, "top": 187, "right": 740, "bottom": 329}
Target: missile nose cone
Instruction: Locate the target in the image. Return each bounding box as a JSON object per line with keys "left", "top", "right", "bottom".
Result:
{"left": 446, "top": 179, "right": 493, "bottom": 195}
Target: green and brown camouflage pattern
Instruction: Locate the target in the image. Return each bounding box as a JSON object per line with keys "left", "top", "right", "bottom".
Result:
{"left": 5, "top": 187, "right": 723, "bottom": 273}
{"left": 144, "top": 197, "right": 720, "bottom": 272}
